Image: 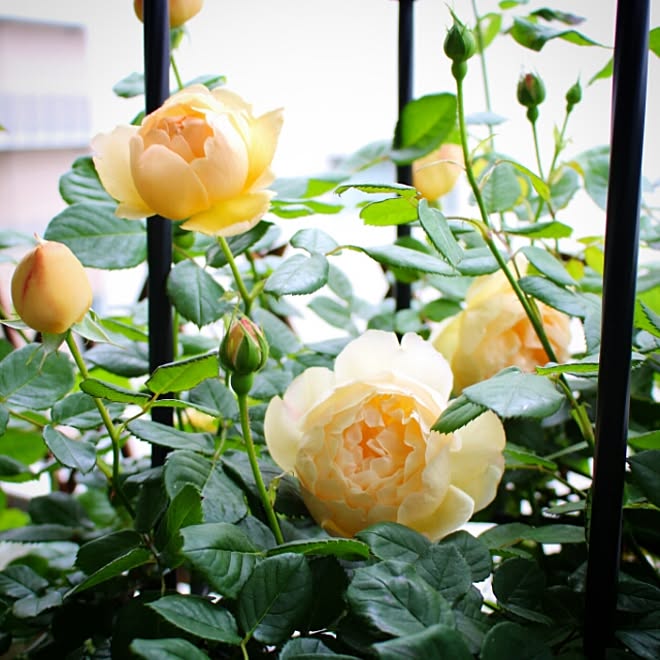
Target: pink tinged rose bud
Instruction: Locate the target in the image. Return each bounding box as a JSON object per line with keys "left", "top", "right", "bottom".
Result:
{"left": 412, "top": 143, "right": 464, "bottom": 201}
{"left": 264, "top": 330, "right": 505, "bottom": 542}
{"left": 219, "top": 317, "right": 269, "bottom": 377}
{"left": 433, "top": 265, "right": 571, "bottom": 393}
{"left": 11, "top": 239, "right": 93, "bottom": 334}
{"left": 133, "top": 0, "right": 203, "bottom": 28}
{"left": 92, "top": 86, "right": 283, "bottom": 237}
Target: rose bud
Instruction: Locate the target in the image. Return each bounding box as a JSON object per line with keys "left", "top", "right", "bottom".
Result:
{"left": 133, "top": 0, "right": 203, "bottom": 29}
{"left": 517, "top": 72, "right": 546, "bottom": 122}
{"left": 413, "top": 143, "right": 464, "bottom": 201}
{"left": 11, "top": 239, "right": 93, "bottom": 334}
{"left": 565, "top": 79, "right": 582, "bottom": 112}
{"left": 220, "top": 317, "right": 269, "bottom": 395}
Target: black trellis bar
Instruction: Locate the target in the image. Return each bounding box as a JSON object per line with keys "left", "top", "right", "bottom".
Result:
{"left": 395, "top": 0, "right": 415, "bottom": 312}
{"left": 584, "top": 1, "right": 650, "bottom": 657}
{"left": 144, "top": 0, "right": 174, "bottom": 468}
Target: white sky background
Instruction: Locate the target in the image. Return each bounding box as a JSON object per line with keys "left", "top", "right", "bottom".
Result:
{"left": 0, "top": 0, "right": 658, "bottom": 323}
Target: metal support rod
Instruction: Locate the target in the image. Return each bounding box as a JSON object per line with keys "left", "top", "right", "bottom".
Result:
{"left": 143, "top": 0, "right": 174, "bottom": 468}
{"left": 395, "top": 0, "right": 415, "bottom": 312}
{"left": 584, "top": 1, "right": 649, "bottom": 657}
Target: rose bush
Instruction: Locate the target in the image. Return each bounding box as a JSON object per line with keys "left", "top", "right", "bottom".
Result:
{"left": 412, "top": 142, "right": 464, "bottom": 201}
{"left": 10, "top": 238, "right": 93, "bottom": 334}
{"left": 92, "top": 85, "right": 283, "bottom": 236}
{"left": 433, "top": 264, "right": 572, "bottom": 392}
{"left": 264, "top": 330, "right": 505, "bottom": 541}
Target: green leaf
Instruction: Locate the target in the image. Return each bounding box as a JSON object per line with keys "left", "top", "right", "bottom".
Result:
{"left": 336, "top": 182, "right": 417, "bottom": 198}
{"left": 479, "top": 522, "right": 585, "bottom": 548}
{"left": 374, "top": 624, "right": 473, "bottom": 660}
{"left": 481, "top": 162, "right": 521, "bottom": 213}
{"left": 148, "top": 594, "right": 241, "bottom": 644}
{"left": 180, "top": 523, "right": 259, "bottom": 598}
{"left": 290, "top": 228, "right": 339, "bottom": 254}
{"left": 76, "top": 529, "right": 143, "bottom": 574}
{"left": 510, "top": 17, "right": 601, "bottom": 51}
{"left": 128, "top": 420, "right": 214, "bottom": 455}
{"left": 361, "top": 244, "right": 455, "bottom": 275}
{"left": 266, "top": 538, "right": 370, "bottom": 560}
{"left": 112, "top": 71, "right": 145, "bottom": 98}
{"left": 519, "top": 275, "right": 586, "bottom": 316}
{"left": 360, "top": 197, "right": 419, "bottom": 227}
{"left": 131, "top": 637, "right": 211, "bottom": 660}
{"left": 628, "top": 451, "right": 660, "bottom": 507}
{"left": 252, "top": 309, "right": 302, "bottom": 359}
{"left": 418, "top": 200, "right": 462, "bottom": 266}
{"left": 432, "top": 395, "right": 488, "bottom": 433}
{"left": 80, "top": 378, "right": 150, "bottom": 404}
{"left": 457, "top": 247, "right": 500, "bottom": 276}
{"left": 189, "top": 379, "right": 238, "bottom": 420}
{"left": 164, "top": 450, "right": 247, "bottom": 523}
{"left": 649, "top": 26, "right": 660, "bottom": 57}
{"left": 492, "top": 558, "right": 550, "bottom": 623}
{"left": 504, "top": 160, "right": 550, "bottom": 201}
{"left": 571, "top": 146, "right": 609, "bottom": 209}
{"left": 0, "top": 523, "right": 75, "bottom": 542}
{"left": 505, "top": 443, "right": 557, "bottom": 470}
{"left": 346, "top": 560, "right": 452, "bottom": 637}
{"left": 59, "top": 156, "right": 115, "bottom": 205}
{"left": 0, "top": 455, "right": 34, "bottom": 481}
{"left": 629, "top": 431, "right": 660, "bottom": 451}
{"left": 0, "top": 564, "right": 47, "bottom": 599}
{"left": 392, "top": 93, "right": 458, "bottom": 164}
{"left": 157, "top": 484, "right": 203, "bottom": 560}
{"left": 280, "top": 637, "right": 360, "bottom": 659}
{"left": 71, "top": 547, "right": 152, "bottom": 594}
{"left": 42, "top": 425, "right": 96, "bottom": 473}
{"left": 481, "top": 621, "right": 553, "bottom": 660}
{"left": 616, "top": 612, "right": 660, "bottom": 660}
{"left": 475, "top": 12, "right": 503, "bottom": 53}
{"left": 504, "top": 221, "right": 572, "bottom": 239}
{"left": 0, "top": 404, "right": 8, "bottom": 435}
{"left": 439, "top": 530, "right": 492, "bottom": 582}
{"left": 417, "top": 545, "right": 472, "bottom": 604}
{"left": 521, "top": 246, "right": 577, "bottom": 286}
{"left": 85, "top": 341, "right": 150, "bottom": 377}
{"left": 45, "top": 203, "right": 147, "bottom": 268}
{"left": 238, "top": 553, "right": 313, "bottom": 644}
{"left": 12, "top": 590, "right": 62, "bottom": 619}
{"left": 167, "top": 260, "right": 230, "bottom": 327}
{"left": 146, "top": 352, "right": 219, "bottom": 395}
{"left": 51, "top": 391, "right": 123, "bottom": 429}
{"left": 535, "top": 358, "right": 599, "bottom": 377}
{"left": 265, "top": 253, "right": 329, "bottom": 296}
{"left": 307, "top": 296, "right": 355, "bottom": 332}
{"left": 462, "top": 369, "right": 564, "bottom": 419}
{"left": 355, "top": 521, "right": 430, "bottom": 562}
{"left": 206, "top": 221, "right": 274, "bottom": 267}
{"left": 589, "top": 57, "right": 613, "bottom": 85}
{"left": 0, "top": 344, "right": 74, "bottom": 410}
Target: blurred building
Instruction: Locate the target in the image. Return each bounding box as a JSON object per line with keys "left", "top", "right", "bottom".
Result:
{"left": 0, "top": 16, "right": 90, "bottom": 236}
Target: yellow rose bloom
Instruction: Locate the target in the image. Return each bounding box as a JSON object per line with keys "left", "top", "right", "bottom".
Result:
{"left": 92, "top": 85, "right": 283, "bottom": 236}
{"left": 412, "top": 143, "right": 464, "bottom": 201}
{"left": 264, "top": 330, "right": 505, "bottom": 541}
{"left": 11, "top": 239, "right": 93, "bottom": 335}
{"left": 434, "top": 266, "right": 572, "bottom": 392}
{"left": 133, "top": 0, "right": 203, "bottom": 29}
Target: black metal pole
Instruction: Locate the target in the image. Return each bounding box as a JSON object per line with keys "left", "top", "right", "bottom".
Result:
{"left": 144, "top": 0, "right": 174, "bottom": 468}
{"left": 395, "top": 0, "right": 415, "bottom": 312}
{"left": 584, "top": 1, "right": 649, "bottom": 657}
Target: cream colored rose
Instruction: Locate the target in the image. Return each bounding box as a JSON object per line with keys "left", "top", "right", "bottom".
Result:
{"left": 412, "top": 143, "right": 464, "bottom": 201}
{"left": 11, "top": 239, "right": 93, "bottom": 334}
{"left": 434, "top": 266, "right": 572, "bottom": 392}
{"left": 134, "top": 0, "right": 203, "bottom": 29}
{"left": 264, "top": 330, "right": 505, "bottom": 541}
{"left": 92, "top": 85, "right": 283, "bottom": 236}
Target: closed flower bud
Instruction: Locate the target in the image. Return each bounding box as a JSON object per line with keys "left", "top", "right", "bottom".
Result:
{"left": 134, "top": 0, "right": 203, "bottom": 29}
{"left": 444, "top": 17, "right": 477, "bottom": 64}
{"left": 220, "top": 318, "right": 269, "bottom": 377}
{"left": 413, "top": 144, "right": 464, "bottom": 201}
{"left": 565, "top": 79, "right": 582, "bottom": 111}
{"left": 11, "top": 239, "right": 93, "bottom": 334}
{"left": 517, "top": 72, "right": 546, "bottom": 109}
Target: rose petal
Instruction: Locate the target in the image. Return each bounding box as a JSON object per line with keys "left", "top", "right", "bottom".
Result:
{"left": 181, "top": 191, "right": 272, "bottom": 236}
{"left": 245, "top": 108, "right": 284, "bottom": 188}
{"left": 92, "top": 126, "right": 152, "bottom": 219}
{"left": 450, "top": 411, "right": 506, "bottom": 511}
{"left": 130, "top": 141, "right": 209, "bottom": 220}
